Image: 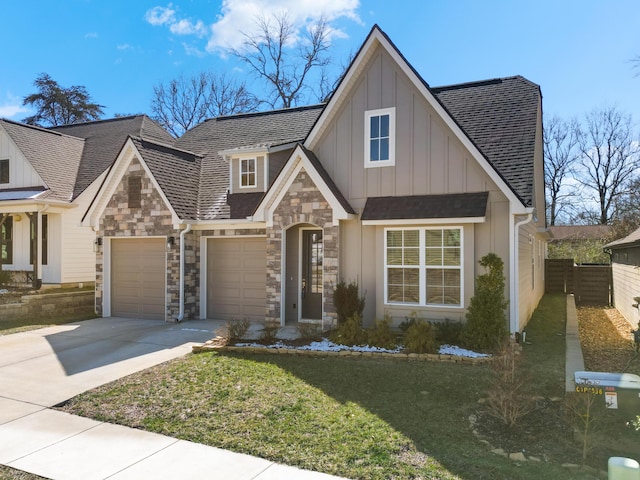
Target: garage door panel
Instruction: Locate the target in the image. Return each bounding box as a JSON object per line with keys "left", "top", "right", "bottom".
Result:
{"left": 111, "top": 238, "right": 166, "bottom": 320}
{"left": 207, "top": 238, "right": 266, "bottom": 321}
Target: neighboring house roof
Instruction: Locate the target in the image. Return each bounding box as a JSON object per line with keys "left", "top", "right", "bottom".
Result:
{"left": 52, "top": 115, "right": 175, "bottom": 199}
{"left": 361, "top": 192, "right": 489, "bottom": 221}
{"left": 129, "top": 137, "right": 201, "bottom": 220}
{"left": 549, "top": 225, "right": 613, "bottom": 241}
{"left": 0, "top": 119, "right": 85, "bottom": 202}
{"left": 175, "top": 105, "right": 324, "bottom": 220}
{"left": 432, "top": 76, "right": 540, "bottom": 207}
{"left": 604, "top": 226, "right": 640, "bottom": 249}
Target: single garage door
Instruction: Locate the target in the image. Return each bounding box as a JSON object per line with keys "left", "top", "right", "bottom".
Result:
{"left": 111, "top": 238, "right": 166, "bottom": 320}
{"left": 207, "top": 237, "right": 266, "bottom": 321}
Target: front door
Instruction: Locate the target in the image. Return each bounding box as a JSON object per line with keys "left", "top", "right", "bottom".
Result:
{"left": 301, "top": 229, "right": 323, "bottom": 320}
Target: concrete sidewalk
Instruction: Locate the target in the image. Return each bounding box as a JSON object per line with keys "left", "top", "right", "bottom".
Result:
{"left": 565, "top": 294, "right": 586, "bottom": 392}
{"left": 0, "top": 318, "right": 347, "bottom": 480}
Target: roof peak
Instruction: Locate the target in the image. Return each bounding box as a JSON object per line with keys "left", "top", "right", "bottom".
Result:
{"left": 206, "top": 104, "right": 325, "bottom": 123}
{"left": 51, "top": 114, "right": 148, "bottom": 130}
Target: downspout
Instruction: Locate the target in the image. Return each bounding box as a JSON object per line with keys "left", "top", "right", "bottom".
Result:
{"left": 510, "top": 211, "right": 534, "bottom": 335}
{"left": 176, "top": 223, "right": 192, "bottom": 322}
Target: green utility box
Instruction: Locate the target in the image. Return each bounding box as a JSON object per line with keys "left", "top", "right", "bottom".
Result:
{"left": 574, "top": 371, "right": 640, "bottom": 418}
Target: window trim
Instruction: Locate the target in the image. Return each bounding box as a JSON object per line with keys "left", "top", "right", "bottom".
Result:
{"left": 239, "top": 158, "right": 257, "bottom": 189}
{"left": 384, "top": 226, "right": 464, "bottom": 308}
{"left": 128, "top": 175, "right": 142, "bottom": 208}
{"left": 365, "top": 107, "right": 396, "bottom": 168}
{"left": 1, "top": 216, "right": 13, "bottom": 264}
{"left": 29, "top": 214, "right": 48, "bottom": 266}
{"left": 0, "top": 159, "right": 9, "bottom": 184}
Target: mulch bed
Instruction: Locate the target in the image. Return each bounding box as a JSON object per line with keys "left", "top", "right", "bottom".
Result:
{"left": 578, "top": 306, "right": 639, "bottom": 374}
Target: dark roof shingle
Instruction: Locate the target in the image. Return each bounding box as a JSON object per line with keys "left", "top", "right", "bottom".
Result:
{"left": 361, "top": 192, "right": 489, "bottom": 221}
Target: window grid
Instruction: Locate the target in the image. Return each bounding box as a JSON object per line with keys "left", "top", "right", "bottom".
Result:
{"left": 386, "top": 227, "right": 462, "bottom": 307}
{"left": 240, "top": 158, "right": 256, "bottom": 188}
{"left": 365, "top": 108, "right": 395, "bottom": 168}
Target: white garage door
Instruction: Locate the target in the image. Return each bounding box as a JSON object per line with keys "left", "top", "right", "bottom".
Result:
{"left": 207, "top": 238, "right": 266, "bottom": 321}
{"left": 111, "top": 238, "right": 166, "bottom": 320}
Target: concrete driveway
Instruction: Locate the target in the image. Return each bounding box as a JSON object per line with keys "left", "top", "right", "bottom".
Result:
{"left": 0, "top": 317, "right": 222, "bottom": 407}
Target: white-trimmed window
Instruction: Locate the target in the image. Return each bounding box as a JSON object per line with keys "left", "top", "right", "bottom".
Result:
{"left": 385, "top": 227, "right": 462, "bottom": 307}
{"left": 240, "top": 158, "right": 256, "bottom": 188}
{"left": 365, "top": 107, "right": 395, "bottom": 168}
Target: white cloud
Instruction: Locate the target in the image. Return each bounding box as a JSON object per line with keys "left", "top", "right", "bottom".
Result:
{"left": 144, "top": 0, "right": 360, "bottom": 55}
{"left": 0, "top": 94, "right": 28, "bottom": 119}
{"left": 117, "top": 44, "right": 133, "bottom": 51}
{"left": 85, "top": 32, "right": 98, "bottom": 39}
{"left": 145, "top": 5, "right": 176, "bottom": 26}
{"left": 181, "top": 42, "right": 206, "bottom": 57}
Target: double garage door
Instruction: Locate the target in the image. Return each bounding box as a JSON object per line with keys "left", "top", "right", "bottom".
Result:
{"left": 207, "top": 238, "right": 266, "bottom": 321}
{"left": 111, "top": 238, "right": 166, "bottom": 320}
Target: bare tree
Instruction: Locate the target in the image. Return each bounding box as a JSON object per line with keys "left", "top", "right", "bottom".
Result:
{"left": 575, "top": 105, "right": 640, "bottom": 225}
{"left": 233, "top": 13, "right": 332, "bottom": 109}
{"left": 544, "top": 116, "right": 580, "bottom": 225}
{"left": 151, "top": 72, "right": 259, "bottom": 137}
{"left": 22, "top": 73, "right": 104, "bottom": 126}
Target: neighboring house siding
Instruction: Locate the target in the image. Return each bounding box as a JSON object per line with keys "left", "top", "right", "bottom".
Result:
{"left": 611, "top": 262, "right": 640, "bottom": 327}
{"left": 0, "top": 129, "right": 43, "bottom": 188}
{"left": 517, "top": 222, "right": 545, "bottom": 331}
{"left": 59, "top": 181, "right": 100, "bottom": 284}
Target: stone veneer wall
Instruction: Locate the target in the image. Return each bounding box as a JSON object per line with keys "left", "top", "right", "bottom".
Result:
{"left": 267, "top": 168, "right": 339, "bottom": 325}
{"left": 96, "top": 157, "right": 198, "bottom": 320}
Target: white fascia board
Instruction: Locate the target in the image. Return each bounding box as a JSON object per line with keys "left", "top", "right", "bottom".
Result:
{"left": 189, "top": 219, "right": 266, "bottom": 230}
{"left": 219, "top": 146, "right": 269, "bottom": 158}
{"left": 0, "top": 200, "right": 76, "bottom": 214}
{"left": 362, "top": 216, "right": 485, "bottom": 226}
{"left": 255, "top": 145, "right": 354, "bottom": 227}
{"left": 305, "top": 27, "right": 527, "bottom": 210}
{"left": 85, "top": 138, "right": 181, "bottom": 228}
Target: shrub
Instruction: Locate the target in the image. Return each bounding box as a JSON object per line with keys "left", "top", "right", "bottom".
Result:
{"left": 333, "top": 280, "right": 365, "bottom": 326}
{"left": 225, "top": 318, "right": 250, "bottom": 341}
{"left": 484, "top": 341, "right": 535, "bottom": 428}
{"left": 399, "top": 312, "right": 420, "bottom": 332}
{"left": 366, "top": 317, "right": 398, "bottom": 350}
{"left": 329, "top": 313, "right": 366, "bottom": 346}
{"left": 0, "top": 268, "right": 10, "bottom": 286}
{"left": 434, "top": 319, "right": 464, "bottom": 345}
{"left": 404, "top": 320, "right": 438, "bottom": 354}
{"left": 463, "top": 253, "right": 509, "bottom": 352}
{"left": 258, "top": 320, "right": 280, "bottom": 345}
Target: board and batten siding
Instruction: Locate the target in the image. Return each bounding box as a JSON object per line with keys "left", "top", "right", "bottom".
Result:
{"left": 517, "top": 221, "right": 545, "bottom": 331}
{"left": 0, "top": 128, "right": 44, "bottom": 189}
{"left": 315, "top": 44, "right": 513, "bottom": 324}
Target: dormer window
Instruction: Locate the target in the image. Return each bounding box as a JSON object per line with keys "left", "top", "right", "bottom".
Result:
{"left": 0, "top": 159, "right": 9, "bottom": 184}
{"left": 365, "top": 107, "right": 395, "bottom": 168}
{"left": 240, "top": 158, "right": 256, "bottom": 188}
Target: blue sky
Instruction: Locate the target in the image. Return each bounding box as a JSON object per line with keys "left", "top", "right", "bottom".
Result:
{"left": 1, "top": 0, "right": 639, "bottom": 124}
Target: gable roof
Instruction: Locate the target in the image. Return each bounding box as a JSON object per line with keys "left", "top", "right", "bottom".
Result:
{"left": 175, "top": 105, "right": 323, "bottom": 220}
{"left": 0, "top": 119, "right": 85, "bottom": 202}
{"left": 549, "top": 225, "right": 613, "bottom": 241}
{"left": 52, "top": 115, "right": 174, "bottom": 199}
{"left": 305, "top": 25, "right": 540, "bottom": 211}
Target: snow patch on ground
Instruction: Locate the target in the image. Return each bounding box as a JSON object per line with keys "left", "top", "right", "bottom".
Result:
{"left": 234, "top": 338, "right": 489, "bottom": 357}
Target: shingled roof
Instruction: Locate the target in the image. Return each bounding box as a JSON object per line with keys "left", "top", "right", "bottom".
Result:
{"left": 0, "top": 119, "right": 85, "bottom": 202}
{"left": 175, "top": 105, "right": 323, "bottom": 220}
{"left": 52, "top": 115, "right": 174, "bottom": 199}
{"left": 362, "top": 192, "right": 489, "bottom": 221}
{"left": 432, "top": 76, "right": 540, "bottom": 207}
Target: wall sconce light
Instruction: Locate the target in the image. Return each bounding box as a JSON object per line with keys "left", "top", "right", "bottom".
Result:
{"left": 13, "top": 214, "right": 21, "bottom": 222}
{"left": 167, "top": 236, "right": 175, "bottom": 248}
{"left": 93, "top": 237, "right": 102, "bottom": 252}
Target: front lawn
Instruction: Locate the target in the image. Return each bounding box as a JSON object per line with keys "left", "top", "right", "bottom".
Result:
{"left": 58, "top": 294, "right": 619, "bottom": 479}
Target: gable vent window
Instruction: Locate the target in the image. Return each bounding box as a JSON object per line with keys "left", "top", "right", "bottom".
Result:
{"left": 240, "top": 158, "right": 256, "bottom": 188}
{"left": 365, "top": 107, "right": 395, "bottom": 168}
{"left": 0, "top": 159, "right": 9, "bottom": 184}
{"left": 128, "top": 175, "right": 142, "bottom": 208}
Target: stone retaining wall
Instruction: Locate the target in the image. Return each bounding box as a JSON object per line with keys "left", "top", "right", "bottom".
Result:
{"left": 0, "top": 291, "right": 95, "bottom": 321}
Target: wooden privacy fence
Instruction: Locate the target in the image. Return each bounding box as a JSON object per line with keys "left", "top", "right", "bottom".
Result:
{"left": 545, "top": 259, "right": 612, "bottom": 306}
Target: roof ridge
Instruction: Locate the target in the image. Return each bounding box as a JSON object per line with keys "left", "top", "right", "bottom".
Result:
{"left": 0, "top": 118, "right": 80, "bottom": 139}
{"left": 131, "top": 135, "right": 202, "bottom": 158}
{"left": 206, "top": 104, "right": 325, "bottom": 123}
{"left": 431, "top": 76, "right": 533, "bottom": 92}
{"left": 51, "top": 114, "right": 146, "bottom": 130}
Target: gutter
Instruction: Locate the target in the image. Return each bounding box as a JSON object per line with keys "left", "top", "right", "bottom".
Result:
{"left": 176, "top": 223, "right": 192, "bottom": 322}
{"left": 510, "top": 210, "right": 534, "bottom": 334}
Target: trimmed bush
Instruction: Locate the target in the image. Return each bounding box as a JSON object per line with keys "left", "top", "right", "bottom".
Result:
{"left": 463, "top": 253, "right": 509, "bottom": 352}
{"left": 329, "top": 313, "right": 366, "bottom": 346}
{"left": 366, "top": 317, "right": 397, "bottom": 350}
{"left": 404, "top": 320, "right": 438, "bottom": 354}
{"left": 434, "top": 320, "right": 464, "bottom": 345}
{"left": 333, "top": 280, "right": 365, "bottom": 325}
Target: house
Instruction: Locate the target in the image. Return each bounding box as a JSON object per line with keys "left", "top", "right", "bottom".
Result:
{"left": 548, "top": 224, "right": 612, "bottom": 264}
{"left": 0, "top": 115, "right": 174, "bottom": 287}
{"left": 84, "top": 25, "right": 547, "bottom": 334}
{"left": 604, "top": 227, "right": 640, "bottom": 327}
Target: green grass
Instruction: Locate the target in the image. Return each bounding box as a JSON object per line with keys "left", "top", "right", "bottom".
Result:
{"left": 58, "top": 294, "right": 613, "bottom": 480}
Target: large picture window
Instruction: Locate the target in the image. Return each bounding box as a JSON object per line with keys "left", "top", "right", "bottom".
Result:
{"left": 365, "top": 108, "right": 395, "bottom": 168}
{"left": 385, "top": 227, "right": 462, "bottom": 307}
